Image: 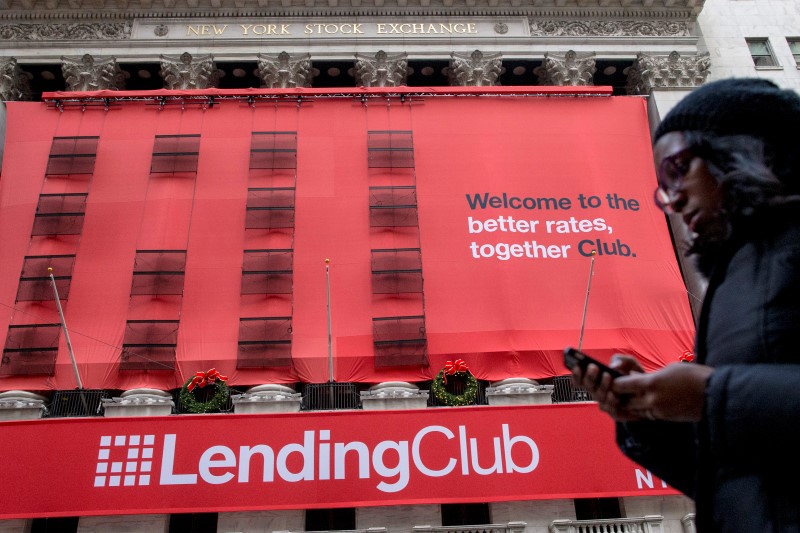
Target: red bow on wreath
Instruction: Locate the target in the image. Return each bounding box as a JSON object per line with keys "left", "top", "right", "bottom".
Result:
{"left": 679, "top": 350, "right": 695, "bottom": 363}
{"left": 187, "top": 368, "right": 228, "bottom": 392}
{"left": 442, "top": 358, "right": 468, "bottom": 384}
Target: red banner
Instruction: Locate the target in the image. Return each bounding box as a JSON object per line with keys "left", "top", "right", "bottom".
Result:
{"left": 0, "top": 89, "right": 694, "bottom": 390}
{"left": 0, "top": 404, "right": 675, "bottom": 519}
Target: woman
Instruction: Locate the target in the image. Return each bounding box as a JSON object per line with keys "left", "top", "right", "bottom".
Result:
{"left": 573, "top": 78, "right": 800, "bottom": 532}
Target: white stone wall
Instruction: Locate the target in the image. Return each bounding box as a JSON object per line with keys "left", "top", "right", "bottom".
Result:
{"left": 357, "top": 504, "right": 441, "bottom": 532}
{"left": 622, "top": 495, "right": 695, "bottom": 533}
{"left": 696, "top": 0, "right": 800, "bottom": 91}
{"left": 77, "top": 514, "right": 169, "bottom": 533}
{"left": 490, "top": 499, "right": 575, "bottom": 533}
{"left": 216, "top": 510, "right": 305, "bottom": 533}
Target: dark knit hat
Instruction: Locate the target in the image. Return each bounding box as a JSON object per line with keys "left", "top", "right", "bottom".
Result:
{"left": 654, "top": 78, "right": 800, "bottom": 149}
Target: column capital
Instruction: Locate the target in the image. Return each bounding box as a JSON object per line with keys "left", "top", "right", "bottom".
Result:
{"left": 449, "top": 49, "right": 502, "bottom": 87}
{"left": 537, "top": 50, "right": 597, "bottom": 86}
{"left": 257, "top": 52, "right": 314, "bottom": 89}
{"left": 0, "top": 57, "right": 32, "bottom": 101}
{"left": 61, "top": 53, "right": 126, "bottom": 91}
{"left": 627, "top": 51, "right": 711, "bottom": 94}
{"left": 355, "top": 50, "right": 408, "bottom": 88}
{"left": 160, "top": 52, "right": 219, "bottom": 90}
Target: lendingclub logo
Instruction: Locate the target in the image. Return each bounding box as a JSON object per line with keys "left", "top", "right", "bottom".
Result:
{"left": 95, "top": 434, "right": 155, "bottom": 487}
{"left": 92, "top": 425, "right": 539, "bottom": 493}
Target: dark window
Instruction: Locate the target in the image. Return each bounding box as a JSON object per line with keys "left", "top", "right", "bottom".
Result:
{"left": 368, "top": 130, "right": 414, "bottom": 168}
{"left": 151, "top": 134, "right": 200, "bottom": 173}
{"left": 45, "top": 136, "right": 99, "bottom": 175}
{"left": 369, "top": 186, "right": 419, "bottom": 227}
{"left": 373, "top": 315, "right": 428, "bottom": 367}
{"left": 31, "top": 517, "right": 79, "bottom": 533}
{"left": 1, "top": 323, "right": 61, "bottom": 376}
{"left": 131, "top": 250, "right": 186, "bottom": 296}
{"left": 245, "top": 187, "right": 296, "bottom": 229}
{"left": 48, "top": 390, "right": 110, "bottom": 418}
{"left": 241, "top": 249, "right": 293, "bottom": 294}
{"left": 371, "top": 248, "right": 423, "bottom": 294}
{"left": 168, "top": 513, "right": 218, "bottom": 533}
{"left": 120, "top": 320, "right": 179, "bottom": 371}
{"left": 237, "top": 317, "right": 292, "bottom": 368}
{"left": 250, "top": 131, "right": 297, "bottom": 169}
{"left": 302, "top": 383, "right": 361, "bottom": 411}
{"left": 305, "top": 508, "right": 356, "bottom": 531}
{"left": 746, "top": 38, "right": 779, "bottom": 67}
{"left": 16, "top": 255, "right": 75, "bottom": 302}
{"left": 441, "top": 503, "right": 491, "bottom": 526}
{"left": 574, "top": 498, "right": 623, "bottom": 520}
{"left": 789, "top": 38, "right": 800, "bottom": 66}
{"left": 31, "top": 193, "right": 87, "bottom": 235}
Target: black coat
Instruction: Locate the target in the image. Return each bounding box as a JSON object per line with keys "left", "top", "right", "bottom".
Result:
{"left": 617, "top": 209, "right": 800, "bottom": 532}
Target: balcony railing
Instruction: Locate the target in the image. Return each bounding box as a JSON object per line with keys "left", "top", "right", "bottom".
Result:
{"left": 550, "top": 516, "right": 664, "bottom": 533}
{"left": 413, "top": 523, "right": 527, "bottom": 533}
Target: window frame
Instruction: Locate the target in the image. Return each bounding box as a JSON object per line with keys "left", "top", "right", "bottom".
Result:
{"left": 745, "top": 38, "right": 781, "bottom": 69}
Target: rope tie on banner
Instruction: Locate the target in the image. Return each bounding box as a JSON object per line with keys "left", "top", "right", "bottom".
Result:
{"left": 187, "top": 368, "right": 228, "bottom": 392}
{"left": 442, "top": 358, "right": 468, "bottom": 384}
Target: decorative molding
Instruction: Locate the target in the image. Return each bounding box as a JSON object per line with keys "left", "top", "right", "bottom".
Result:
{"left": 0, "top": 57, "right": 32, "bottom": 101}
{"left": 257, "top": 51, "right": 313, "bottom": 88}
{"left": 529, "top": 19, "right": 690, "bottom": 37}
{"left": 626, "top": 50, "right": 710, "bottom": 94}
{"left": 449, "top": 49, "right": 502, "bottom": 86}
{"left": 62, "top": 53, "right": 126, "bottom": 91}
{"left": 355, "top": 50, "right": 408, "bottom": 87}
{"left": 160, "top": 51, "right": 219, "bottom": 89}
{"left": 537, "top": 50, "right": 596, "bottom": 86}
{"left": 0, "top": 22, "right": 132, "bottom": 40}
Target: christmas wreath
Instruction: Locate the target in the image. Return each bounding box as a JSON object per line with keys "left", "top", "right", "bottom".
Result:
{"left": 431, "top": 359, "right": 478, "bottom": 406}
{"left": 179, "top": 368, "right": 230, "bottom": 413}
{"left": 679, "top": 350, "right": 695, "bottom": 363}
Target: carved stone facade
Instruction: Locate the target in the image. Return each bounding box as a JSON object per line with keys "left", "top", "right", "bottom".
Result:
{"left": 537, "top": 51, "right": 597, "bottom": 86}
{"left": 160, "top": 52, "right": 219, "bottom": 90}
{"left": 626, "top": 51, "right": 711, "bottom": 94}
{"left": 257, "top": 52, "right": 313, "bottom": 89}
{"left": 0, "top": 22, "right": 133, "bottom": 41}
{"left": 61, "top": 54, "right": 126, "bottom": 91}
{"left": 354, "top": 50, "right": 408, "bottom": 88}
{"left": 0, "top": 57, "right": 31, "bottom": 101}
{"left": 448, "top": 50, "right": 502, "bottom": 87}
{"left": 529, "top": 19, "right": 690, "bottom": 37}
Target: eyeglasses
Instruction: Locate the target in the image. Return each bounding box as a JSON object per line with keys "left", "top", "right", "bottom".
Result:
{"left": 653, "top": 147, "right": 694, "bottom": 214}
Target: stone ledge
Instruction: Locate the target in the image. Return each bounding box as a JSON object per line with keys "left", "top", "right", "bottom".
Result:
{"left": 486, "top": 378, "right": 554, "bottom": 405}
{"left": 361, "top": 381, "right": 429, "bottom": 410}
{"left": 232, "top": 384, "right": 302, "bottom": 413}
{"left": 101, "top": 388, "right": 174, "bottom": 417}
{"left": 0, "top": 390, "right": 48, "bottom": 420}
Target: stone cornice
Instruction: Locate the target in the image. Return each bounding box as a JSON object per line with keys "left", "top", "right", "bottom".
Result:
{"left": 0, "top": 2, "right": 703, "bottom": 21}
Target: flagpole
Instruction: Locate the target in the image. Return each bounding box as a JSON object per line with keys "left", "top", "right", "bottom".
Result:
{"left": 48, "top": 267, "right": 84, "bottom": 390}
{"left": 325, "top": 259, "right": 334, "bottom": 383}
{"left": 577, "top": 250, "right": 597, "bottom": 352}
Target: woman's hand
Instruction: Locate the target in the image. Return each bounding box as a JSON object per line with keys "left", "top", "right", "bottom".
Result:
{"left": 571, "top": 354, "right": 643, "bottom": 418}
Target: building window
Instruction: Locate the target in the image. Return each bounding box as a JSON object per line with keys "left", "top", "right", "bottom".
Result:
{"left": 746, "top": 38, "right": 779, "bottom": 67}
{"left": 1, "top": 323, "right": 61, "bottom": 376}
{"left": 250, "top": 131, "right": 297, "bottom": 169}
{"left": 168, "top": 513, "right": 218, "bottom": 533}
{"left": 574, "top": 498, "right": 623, "bottom": 520}
{"left": 245, "top": 187, "right": 296, "bottom": 229}
{"left": 369, "top": 186, "right": 419, "bottom": 227}
{"left": 788, "top": 38, "right": 800, "bottom": 66}
{"left": 237, "top": 317, "right": 292, "bottom": 368}
{"left": 371, "top": 248, "right": 423, "bottom": 294}
{"left": 368, "top": 130, "right": 414, "bottom": 168}
{"left": 373, "top": 315, "right": 428, "bottom": 367}
{"left": 441, "top": 503, "right": 491, "bottom": 526}
{"left": 130, "top": 250, "right": 187, "bottom": 296}
{"left": 31, "top": 193, "right": 88, "bottom": 235}
{"left": 305, "top": 508, "right": 356, "bottom": 531}
{"left": 45, "top": 136, "right": 99, "bottom": 176}
{"left": 120, "top": 320, "right": 179, "bottom": 370}
{"left": 16, "top": 255, "right": 75, "bottom": 302}
{"left": 241, "top": 249, "right": 293, "bottom": 294}
{"left": 151, "top": 134, "right": 200, "bottom": 173}
{"left": 31, "top": 517, "right": 79, "bottom": 533}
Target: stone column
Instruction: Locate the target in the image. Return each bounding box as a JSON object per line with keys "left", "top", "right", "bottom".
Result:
{"left": 449, "top": 50, "right": 502, "bottom": 86}
{"left": 0, "top": 390, "right": 47, "bottom": 421}
{"left": 257, "top": 52, "right": 314, "bottom": 88}
{"left": 0, "top": 58, "right": 32, "bottom": 102}
{"left": 626, "top": 51, "right": 711, "bottom": 320}
{"left": 100, "top": 388, "right": 174, "bottom": 417}
{"left": 486, "top": 378, "right": 553, "bottom": 406}
{"left": 354, "top": 50, "right": 408, "bottom": 87}
{"left": 536, "top": 50, "right": 596, "bottom": 86}
{"left": 231, "top": 384, "right": 302, "bottom": 413}
{"left": 61, "top": 54, "right": 126, "bottom": 91}
{"left": 360, "top": 381, "right": 429, "bottom": 410}
{"left": 160, "top": 52, "right": 219, "bottom": 90}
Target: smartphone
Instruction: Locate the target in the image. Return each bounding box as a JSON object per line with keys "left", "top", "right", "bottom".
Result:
{"left": 563, "top": 347, "right": 622, "bottom": 379}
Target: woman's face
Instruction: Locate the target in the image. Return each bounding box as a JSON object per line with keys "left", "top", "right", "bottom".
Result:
{"left": 652, "top": 131, "right": 723, "bottom": 237}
